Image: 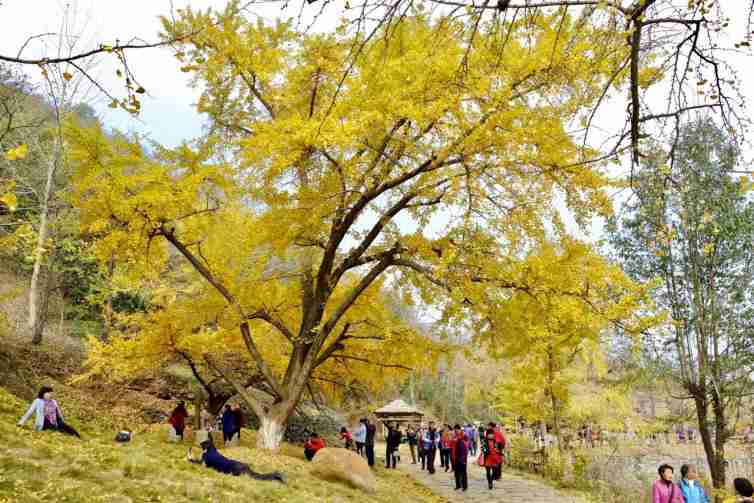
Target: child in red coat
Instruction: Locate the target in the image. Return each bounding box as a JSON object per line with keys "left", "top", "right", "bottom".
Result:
{"left": 304, "top": 432, "right": 326, "bottom": 461}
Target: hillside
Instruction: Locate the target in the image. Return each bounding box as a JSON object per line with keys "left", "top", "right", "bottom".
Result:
{"left": 0, "top": 275, "right": 445, "bottom": 503}
{"left": 0, "top": 385, "right": 448, "bottom": 503}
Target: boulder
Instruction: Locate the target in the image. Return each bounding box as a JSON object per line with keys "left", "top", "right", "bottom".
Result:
{"left": 167, "top": 425, "right": 182, "bottom": 443}
{"left": 310, "top": 448, "right": 375, "bottom": 493}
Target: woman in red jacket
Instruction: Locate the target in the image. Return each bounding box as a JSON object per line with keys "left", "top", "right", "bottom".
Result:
{"left": 168, "top": 401, "right": 189, "bottom": 440}
{"left": 480, "top": 428, "right": 503, "bottom": 490}
{"left": 304, "top": 432, "right": 326, "bottom": 461}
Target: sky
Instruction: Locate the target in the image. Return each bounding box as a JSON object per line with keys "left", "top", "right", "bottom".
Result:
{"left": 1, "top": 0, "right": 753, "bottom": 242}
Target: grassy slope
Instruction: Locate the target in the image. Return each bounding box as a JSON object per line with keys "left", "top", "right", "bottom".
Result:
{"left": 0, "top": 272, "right": 445, "bottom": 503}
{"left": 0, "top": 386, "right": 445, "bottom": 503}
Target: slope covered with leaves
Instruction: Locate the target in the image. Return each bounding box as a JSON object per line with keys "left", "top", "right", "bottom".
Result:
{"left": 0, "top": 385, "right": 444, "bottom": 503}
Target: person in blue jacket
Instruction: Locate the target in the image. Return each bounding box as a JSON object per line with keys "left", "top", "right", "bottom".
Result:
{"left": 680, "top": 464, "right": 709, "bottom": 503}
{"left": 188, "top": 440, "right": 285, "bottom": 483}
{"left": 221, "top": 405, "right": 236, "bottom": 446}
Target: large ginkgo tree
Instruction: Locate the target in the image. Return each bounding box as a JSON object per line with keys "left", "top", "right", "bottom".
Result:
{"left": 67, "top": 2, "right": 637, "bottom": 450}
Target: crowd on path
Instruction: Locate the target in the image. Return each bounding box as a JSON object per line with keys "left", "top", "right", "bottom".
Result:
{"left": 338, "top": 419, "right": 509, "bottom": 492}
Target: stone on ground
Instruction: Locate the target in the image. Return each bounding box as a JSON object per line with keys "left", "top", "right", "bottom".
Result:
{"left": 310, "top": 447, "right": 376, "bottom": 493}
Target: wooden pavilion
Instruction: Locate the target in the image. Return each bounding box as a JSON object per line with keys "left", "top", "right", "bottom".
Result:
{"left": 374, "top": 399, "right": 424, "bottom": 437}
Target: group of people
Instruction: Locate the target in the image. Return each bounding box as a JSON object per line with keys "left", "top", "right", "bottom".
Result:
{"left": 653, "top": 463, "right": 753, "bottom": 503}
{"left": 338, "top": 419, "right": 507, "bottom": 492}
{"left": 413, "top": 421, "right": 506, "bottom": 491}
{"left": 220, "top": 403, "right": 245, "bottom": 446}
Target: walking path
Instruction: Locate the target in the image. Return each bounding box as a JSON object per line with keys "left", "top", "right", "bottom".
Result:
{"left": 397, "top": 456, "right": 586, "bottom": 503}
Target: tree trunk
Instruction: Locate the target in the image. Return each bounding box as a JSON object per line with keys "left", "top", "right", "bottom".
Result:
{"left": 258, "top": 414, "right": 286, "bottom": 451}
{"left": 546, "top": 346, "right": 562, "bottom": 451}
{"left": 695, "top": 393, "right": 726, "bottom": 503}
{"left": 102, "top": 255, "right": 115, "bottom": 341}
{"left": 711, "top": 394, "right": 727, "bottom": 502}
{"left": 29, "top": 151, "right": 57, "bottom": 345}
{"left": 193, "top": 388, "right": 203, "bottom": 431}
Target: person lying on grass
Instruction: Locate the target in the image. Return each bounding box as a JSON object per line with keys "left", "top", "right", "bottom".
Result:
{"left": 188, "top": 439, "right": 286, "bottom": 483}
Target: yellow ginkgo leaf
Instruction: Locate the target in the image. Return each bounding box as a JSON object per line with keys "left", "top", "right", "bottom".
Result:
{"left": 4, "top": 144, "right": 28, "bottom": 161}
{"left": 0, "top": 193, "right": 17, "bottom": 212}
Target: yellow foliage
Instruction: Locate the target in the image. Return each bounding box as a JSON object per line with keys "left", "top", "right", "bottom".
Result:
{"left": 66, "top": 5, "right": 638, "bottom": 429}
{"left": 3, "top": 143, "right": 28, "bottom": 161}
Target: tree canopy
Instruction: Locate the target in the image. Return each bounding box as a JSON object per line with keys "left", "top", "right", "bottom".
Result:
{"left": 65, "top": 3, "right": 651, "bottom": 450}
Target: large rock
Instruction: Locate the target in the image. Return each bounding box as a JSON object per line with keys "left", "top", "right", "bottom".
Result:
{"left": 310, "top": 448, "right": 375, "bottom": 493}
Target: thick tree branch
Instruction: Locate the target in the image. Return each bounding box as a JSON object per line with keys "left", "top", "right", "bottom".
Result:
{"left": 157, "top": 226, "right": 284, "bottom": 399}
{"left": 248, "top": 308, "right": 295, "bottom": 341}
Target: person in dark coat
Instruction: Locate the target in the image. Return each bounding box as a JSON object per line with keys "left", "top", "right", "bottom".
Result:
{"left": 417, "top": 426, "right": 427, "bottom": 469}
{"left": 451, "top": 424, "right": 469, "bottom": 491}
{"left": 406, "top": 425, "right": 418, "bottom": 464}
{"left": 168, "top": 401, "right": 189, "bottom": 440}
{"left": 365, "top": 419, "right": 376, "bottom": 467}
{"left": 385, "top": 422, "right": 402, "bottom": 469}
{"left": 188, "top": 440, "right": 285, "bottom": 483}
{"left": 222, "top": 405, "right": 235, "bottom": 445}
{"left": 232, "top": 404, "right": 245, "bottom": 441}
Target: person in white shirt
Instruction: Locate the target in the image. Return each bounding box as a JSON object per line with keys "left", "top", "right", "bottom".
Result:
{"left": 18, "top": 386, "right": 81, "bottom": 438}
{"left": 354, "top": 418, "right": 367, "bottom": 457}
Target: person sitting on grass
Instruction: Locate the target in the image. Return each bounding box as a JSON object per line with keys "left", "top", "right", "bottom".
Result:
{"left": 304, "top": 432, "right": 326, "bottom": 461}
{"left": 188, "top": 440, "right": 286, "bottom": 483}
{"left": 17, "top": 386, "right": 81, "bottom": 438}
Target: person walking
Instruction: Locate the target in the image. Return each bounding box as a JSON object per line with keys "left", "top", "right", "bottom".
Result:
{"left": 491, "top": 422, "right": 506, "bottom": 480}
{"left": 652, "top": 464, "right": 684, "bottom": 503}
{"left": 365, "top": 418, "right": 376, "bottom": 467}
{"left": 417, "top": 426, "right": 427, "bottom": 470}
{"left": 168, "top": 401, "right": 189, "bottom": 441}
{"left": 680, "top": 464, "right": 709, "bottom": 503}
{"left": 480, "top": 427, "right": 502, "bottom": 490}
{"left": 354, "top": 419, "right": 367, "bottom": 456}
{"left": 451, "top": 424, "right": 469, "bottom": 492}
{"left": 385, "top": 422, "right": 402, "bottom": 469}
{"left": 440, "top": 426, "right": 453, "bottom": 472}
{"left": 406, "top": 425, "right": 418, "bottom": 464}
{"left": 17, "top": 386, "right": 81, "bottom": 438}
{"left": 423, "top": 422, "right": 438, "bottom": 474}
{"left": 465, "top": 424, "right": 477, "bottom": 456}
